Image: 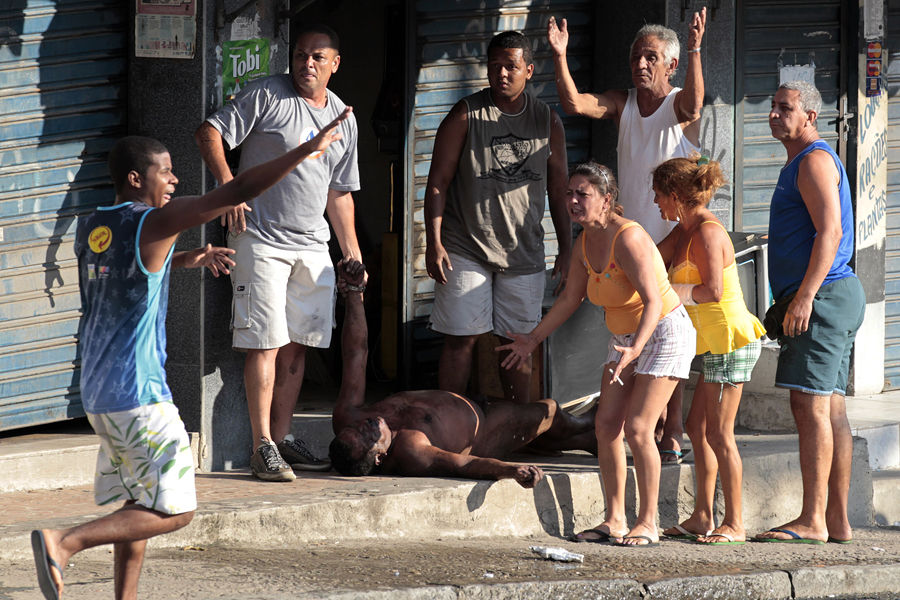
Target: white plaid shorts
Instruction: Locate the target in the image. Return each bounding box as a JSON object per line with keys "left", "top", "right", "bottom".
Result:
{"left": 606, "top": 304, "right": 696, "bottom": 379}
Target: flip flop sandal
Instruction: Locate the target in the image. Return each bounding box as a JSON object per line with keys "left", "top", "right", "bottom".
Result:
{"left": 660, "top": 448, "right": 691, "bottom": 464}
{"left": 569, "top": 527, "right": 625, "bottom": 543}
{"left": 695, "top": 532, "right": 746, "bottom": 545}
{"left": 613, "top": 534, "right": 659, "bottom": 547}
{"left": 753, "top": 528, "right": 825, "bottom": 545}
{"left": 31, "top": 530, "right": 63, "bottom": 600}
{"left": 662, "top": 523, "right": 708, "bottom": 540}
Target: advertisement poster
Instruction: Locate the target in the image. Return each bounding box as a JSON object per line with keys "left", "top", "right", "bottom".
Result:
{"left": 223, "top": 39, "right": 270, "bottom": 103}
{"left": 135, "top": 0, "right": 196, "bottom": 59}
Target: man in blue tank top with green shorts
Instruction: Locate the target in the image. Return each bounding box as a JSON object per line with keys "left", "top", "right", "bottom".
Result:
{"left": 754, "top": 81, "right": 864, "bottom": 545}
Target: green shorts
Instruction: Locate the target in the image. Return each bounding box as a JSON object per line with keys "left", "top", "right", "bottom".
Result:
{"left": 701, "top": 338, "right": 762, "bottom": 384}
{"left": 774, "top": 276, "right": 865, "bottom": 396}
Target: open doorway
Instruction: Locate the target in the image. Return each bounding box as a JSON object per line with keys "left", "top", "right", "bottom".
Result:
{"left": 290, "top": 0, "right": 405, "bottom": 402}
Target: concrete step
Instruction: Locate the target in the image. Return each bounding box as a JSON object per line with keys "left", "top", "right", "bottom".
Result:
{"left": 873, "top": 468, "right": 900, "bottom": 526}
{"left": 0, "top": 431, "right": 877, "bottom": 564}
{"left": 0, "top": 421, "right": 97, "bottom": 493}
{"left": 0, "top": 394, "right": 889, "bottom": 546}
{"left": 847, "top": 393, "right": 900, "bottom": 470}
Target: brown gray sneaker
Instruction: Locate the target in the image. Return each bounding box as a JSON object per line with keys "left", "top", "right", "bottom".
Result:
{"left": 250, "top": 437, "right": 295, "bottom": 481}
{"left": 277, "top": 435, "right": 331, "bottom": 471}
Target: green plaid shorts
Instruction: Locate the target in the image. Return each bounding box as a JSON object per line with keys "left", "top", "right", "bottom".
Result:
{"left": 700, "top": 338, "right": 762, "bottom": 385}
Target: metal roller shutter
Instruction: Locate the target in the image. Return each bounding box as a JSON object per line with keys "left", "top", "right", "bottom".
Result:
{"left": 0, "top": 0, "right": 126, "bottom": 430}
{"left": 735, "top": 0, "right": 846, "bottom": 234}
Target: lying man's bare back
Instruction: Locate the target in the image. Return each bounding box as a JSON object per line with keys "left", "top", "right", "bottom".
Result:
{"left": 330, "top": 259, "right": 596, "bottom": 488}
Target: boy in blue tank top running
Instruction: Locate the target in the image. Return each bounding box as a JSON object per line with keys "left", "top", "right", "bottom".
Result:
{"left": 30, "top": 108, "right": 351, "bottom": 600}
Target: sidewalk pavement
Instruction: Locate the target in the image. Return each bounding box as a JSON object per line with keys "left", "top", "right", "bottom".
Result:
{"left": 1, "top": 433, "right": 899, "bottom": 599}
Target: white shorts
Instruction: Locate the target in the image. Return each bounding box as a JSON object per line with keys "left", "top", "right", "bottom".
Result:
{"left": 88, "top": 402, "right": 197, "bottom": 516}
{"left": 606, "top": 304, "right": 696, "bottom": 379}
{"left": 229, "top": 232, "right": 335, "bottom": 350}
{"left": 429, "top": 253, "right": 545, "bottom": 338}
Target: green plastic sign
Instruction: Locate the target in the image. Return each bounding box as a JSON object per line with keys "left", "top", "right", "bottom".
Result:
{"left": 223, "top": 39, "right": 270, "bottom": 103}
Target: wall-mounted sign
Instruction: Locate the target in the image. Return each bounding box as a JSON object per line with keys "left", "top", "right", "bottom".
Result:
{"left": 135, "top": 0, "right": 196, "bottom": 59}
{"left": 866, "top": 41, "right": 883, "bottom": 98}
{"left": 223, "top": 39, "right": 270, "bottom": 103}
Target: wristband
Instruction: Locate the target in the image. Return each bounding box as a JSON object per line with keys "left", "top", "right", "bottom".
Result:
{"left": 671, "top": 283, "right": 697, "bottom": 306}
{"left": 688, "top": 48, "right": 701, "bottom": 53}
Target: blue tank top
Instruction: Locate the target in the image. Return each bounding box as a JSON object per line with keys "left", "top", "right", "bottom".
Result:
{"left": 74, "top": 202, "right": 174, "bottom": 414}
{"left": 767, "top": 140, "right": 855, "bottom": 300}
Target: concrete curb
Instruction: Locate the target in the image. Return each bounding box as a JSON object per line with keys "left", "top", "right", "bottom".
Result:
{"left": 0, "top": 434, "right": 874, "bottom": 561}
{"left": 644, "top": 572, "right": 792, "bottom": 599}
{"left": 213, "top": 564, "right": 900, "bottom": 599}
{"left": 791, "top": 563, "right": 900, "bottom": 598}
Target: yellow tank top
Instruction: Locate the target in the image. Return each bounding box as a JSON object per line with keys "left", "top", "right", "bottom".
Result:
{"left": 583, "top": 222, "right": 681, "bottom": 335}
{"left": 668, "top": 221, "right": 766, "bottom": 354}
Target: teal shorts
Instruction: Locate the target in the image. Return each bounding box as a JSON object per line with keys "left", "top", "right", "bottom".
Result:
{"left": 774, "top": 276, "right": 865, "bottom": 396}
{"left": 701, "top": 338, "right": 762, "bottom": 384}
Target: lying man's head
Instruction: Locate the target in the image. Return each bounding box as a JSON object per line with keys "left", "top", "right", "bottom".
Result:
{"left": 329, "top": 417, "right": 390, "bottom": 476}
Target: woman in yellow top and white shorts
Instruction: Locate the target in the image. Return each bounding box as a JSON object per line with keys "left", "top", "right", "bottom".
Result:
{"left": 653, "top": 156, "right": 766, "bottom": 546}
{"left": 499, "top": 162, "right": 696, "bottom": 547}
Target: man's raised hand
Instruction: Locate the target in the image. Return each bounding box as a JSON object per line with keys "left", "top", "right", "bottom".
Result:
{"left": 547, "top": 16, "right": 569, "bottom": 57}
{"left": 687, "top": 7, "right": 706, "bottom": 51}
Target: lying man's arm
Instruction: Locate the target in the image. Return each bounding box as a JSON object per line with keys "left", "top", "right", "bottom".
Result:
{"left": 391, "top": 431, "right": 544, "bottom": 488}
{"left": 332, "top": 258, "right": 368, "bottom": 433}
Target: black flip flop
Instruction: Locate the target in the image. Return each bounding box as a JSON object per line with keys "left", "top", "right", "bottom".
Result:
{"left": 613, "top": 534, "right": 659, "bottom": 547}
{"left": 31, "top": 530, "right": 63, "bottom": 600}
{"left": 570, "top": 528, "right": 615, "bottom": 543}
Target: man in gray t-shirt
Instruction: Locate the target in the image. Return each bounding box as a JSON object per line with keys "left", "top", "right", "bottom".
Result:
{"left": 195, "top": 24, "right": 362, "bottom": 482}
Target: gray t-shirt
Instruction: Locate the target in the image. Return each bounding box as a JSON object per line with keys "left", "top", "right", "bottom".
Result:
{"left": 206, "top": 74, "right": 360, "bottom": 249}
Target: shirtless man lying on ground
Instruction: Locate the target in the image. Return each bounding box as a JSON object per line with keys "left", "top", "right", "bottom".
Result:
{"left": 328, "top": 259, "right": 597, "bottom": 488}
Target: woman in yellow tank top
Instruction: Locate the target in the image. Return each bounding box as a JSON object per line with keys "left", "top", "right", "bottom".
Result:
{"left": 498, "top": 162, "right": 696, "bottom": 547}
{"left": 652, "top": 156, "right": 766, "bottom": 546}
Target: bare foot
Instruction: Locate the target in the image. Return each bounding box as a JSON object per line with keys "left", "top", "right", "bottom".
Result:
{"left": 825, "top": 510, "right": 852, "bottom": 542}
{"left": 697, "top": 525, "right": 746, "bottom": 544}
{"left": 754, "top": 519, "right": 827, "bottom": 543}
{"left": 662, "top": 518, "right": 713, "bottom": 539}
{"left": 616, "top": 523, "right": 659, "bottom": 546}
{"left": 658, "top": 435, "right": 686, "bottom": 464}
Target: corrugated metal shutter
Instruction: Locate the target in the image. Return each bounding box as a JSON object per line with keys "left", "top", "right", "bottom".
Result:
{"left": 404, "top": 0, "right": 593, "bottom": 385}
{"left": 735, "top": 0, "right": 845, "bottom": 233}
{"left": 886, "top": 1, "right": 900, "bottom": 389}
{"left": 0, "top": 0, "right": 126, "bottom": 430}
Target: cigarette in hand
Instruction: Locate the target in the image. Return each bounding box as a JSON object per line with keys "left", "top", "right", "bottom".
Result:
{"left": 608, "top": 368, "right": 624, "bottom": 386}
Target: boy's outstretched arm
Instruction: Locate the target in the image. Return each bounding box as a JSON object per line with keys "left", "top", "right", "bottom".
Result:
{"left": 141, "top": 107, "right": 352, "bottom": 270}
{"left": 172, "top": 244, "right": 236, "bottom": 276}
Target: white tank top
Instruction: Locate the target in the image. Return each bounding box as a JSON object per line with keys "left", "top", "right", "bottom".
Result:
{"left": 616, "top": 87, "right": 699, "bottom": 243}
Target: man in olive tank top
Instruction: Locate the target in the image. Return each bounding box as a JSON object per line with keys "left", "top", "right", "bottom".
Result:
{"left": 424, "top": 31, "right": 571, "bottom": 404}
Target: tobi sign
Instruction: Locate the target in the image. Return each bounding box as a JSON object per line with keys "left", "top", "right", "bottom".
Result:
{"left": 223, "top": 38, "right": 271, "bottom": 103}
